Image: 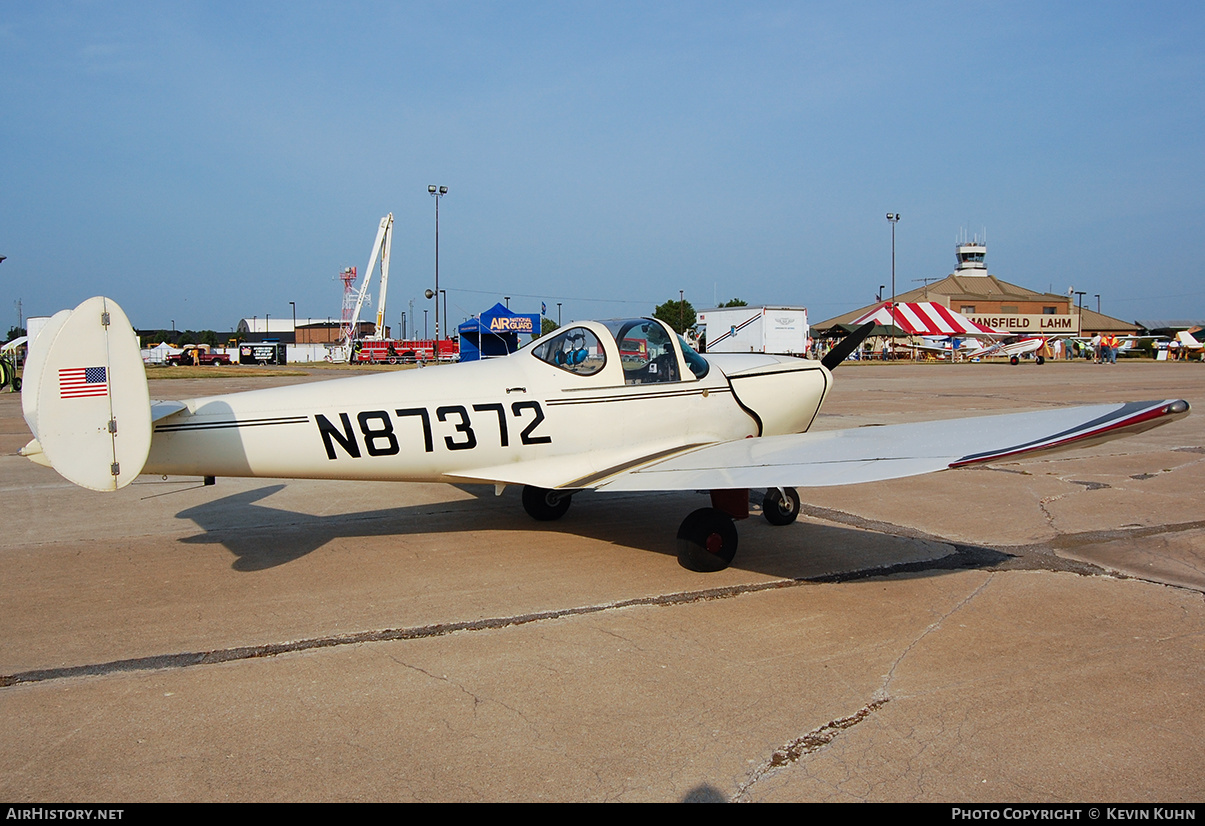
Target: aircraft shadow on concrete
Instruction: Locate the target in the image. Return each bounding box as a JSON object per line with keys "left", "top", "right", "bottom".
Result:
{"left": 175, "top": 483, "right": 1009, "bottom": 578}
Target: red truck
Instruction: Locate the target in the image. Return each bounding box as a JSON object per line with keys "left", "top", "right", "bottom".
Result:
{"left": 165, "top": 345, "right": 233, "bottom": 366}
{"left": 351, "top": 339, "right": 459, "bottom": 364}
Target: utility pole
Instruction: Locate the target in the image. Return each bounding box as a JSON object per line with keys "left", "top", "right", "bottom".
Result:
{"left": 428, "top": 185, "right": 448, "bottom": 345}
{"left": 886, "top": 213, "right": 901, "bottom": 360}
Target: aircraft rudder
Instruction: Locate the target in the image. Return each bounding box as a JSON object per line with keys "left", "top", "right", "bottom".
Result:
{"left": 31, "top": 297, "right": 152, "bottom": 491}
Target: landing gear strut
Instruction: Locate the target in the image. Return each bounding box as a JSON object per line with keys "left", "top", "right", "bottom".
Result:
{"left": 676, "top": 486, "right": 803, "bottom": 571}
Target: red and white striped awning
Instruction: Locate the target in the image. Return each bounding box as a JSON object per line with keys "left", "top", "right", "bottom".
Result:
{"left": 852, "top": 302, "right": 1003, "bottom": 336}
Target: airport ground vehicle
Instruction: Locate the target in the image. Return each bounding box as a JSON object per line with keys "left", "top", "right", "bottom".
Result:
{"left": 164, "top": 345, "right": 233, "bottom": 367}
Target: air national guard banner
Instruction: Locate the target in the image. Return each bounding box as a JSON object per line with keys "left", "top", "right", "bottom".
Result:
{"left": 458, "top": 303, "right": 541, "bottom": 361}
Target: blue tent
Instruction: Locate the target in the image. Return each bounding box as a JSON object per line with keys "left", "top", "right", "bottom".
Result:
{"left": 457, "top": 303, "right": 541, "bottom": 361}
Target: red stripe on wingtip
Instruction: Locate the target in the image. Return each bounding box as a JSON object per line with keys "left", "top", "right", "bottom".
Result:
{"left": 948, "top": 403, "right": 1181, "bottom": 469}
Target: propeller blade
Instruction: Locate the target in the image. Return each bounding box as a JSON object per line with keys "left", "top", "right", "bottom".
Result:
{"left": 822, "top": 322, "right": 877, "bottom": 371}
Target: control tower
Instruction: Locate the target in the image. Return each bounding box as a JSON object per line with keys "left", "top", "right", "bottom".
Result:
{"left": 955, "top": 229, "right": 988, "bottom": 274}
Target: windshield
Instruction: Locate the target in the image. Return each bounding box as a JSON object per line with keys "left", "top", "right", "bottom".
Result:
{"left": 677, "top": 334, "right": 709, "bottom": 379}
{"left": 600, "top": 319, "right": 680, "bottom": 385}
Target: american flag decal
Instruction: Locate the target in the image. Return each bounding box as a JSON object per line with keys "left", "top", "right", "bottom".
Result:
{"left": 59, "top": 366, "right": 109, "bottom": 399}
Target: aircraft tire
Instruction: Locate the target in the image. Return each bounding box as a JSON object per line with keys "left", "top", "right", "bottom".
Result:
{"left": 677, "top": 508, "right": 738, "bottom": 572}
{"left": 762, "top": 487, "right": 801, "bottom": 526}
{"left": 1009, "top": 356, "right": 1020, "bottom": 365}
{"left": 1036, "top": 355, "right": 1045, "bottom": 365}
{"left": 522, "top": 485, "right": 572, "bottom": 521}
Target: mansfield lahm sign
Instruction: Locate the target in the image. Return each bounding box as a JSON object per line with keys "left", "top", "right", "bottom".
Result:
{"left": 970, "top": 314, "right": 1076, "bottom": 333}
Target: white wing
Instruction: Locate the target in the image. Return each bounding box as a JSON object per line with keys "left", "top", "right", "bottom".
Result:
{"left": 587, "top": 400, "right": 1188, "bottom": 492}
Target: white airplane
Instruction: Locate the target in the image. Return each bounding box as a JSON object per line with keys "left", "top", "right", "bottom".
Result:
{"left": 19, "top": 297, "right": 1190, "bottom": 572}
{"left": 973, "top": 334, "right": 1168, "bottom": 365}
{"left": 965, "top": 334, "right": 1052, "bottom": 364}
{"left": 1168, "top": 330, "right": 1204, "bottom": 359}
{"left": 901, "top": 336, "right": 986, "bottom": 360}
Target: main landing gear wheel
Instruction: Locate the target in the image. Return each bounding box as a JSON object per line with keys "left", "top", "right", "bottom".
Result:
{"left": 522, "top": 485, "right": 572, "bottom": 521}
{"left": 1009, "top": 355, "right": 1020, "bottom": 365}
{"left": 762, "top": 487, "right": 801, "bottom": 526}
{"left": 677, "top": 508, "right": 738, "bottom": 572}
{"left": 1035, "top": 355, "right": 1046, "bottom": 365}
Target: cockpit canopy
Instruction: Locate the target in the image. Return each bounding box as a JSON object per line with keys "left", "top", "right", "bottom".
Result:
{"left": 531, "top": 318, "right": 708, "bottom": 384}
{"left": 531, "top": 326, "right": 608, "bottom": 376}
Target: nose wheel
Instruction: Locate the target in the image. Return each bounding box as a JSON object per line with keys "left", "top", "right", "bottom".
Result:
{"left": 762, "top": 487, "right": 801, "bottom": 526}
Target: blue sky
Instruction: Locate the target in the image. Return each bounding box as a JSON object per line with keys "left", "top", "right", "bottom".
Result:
{"left": 2, "top": 1, "right": 1203, "bottom": 333}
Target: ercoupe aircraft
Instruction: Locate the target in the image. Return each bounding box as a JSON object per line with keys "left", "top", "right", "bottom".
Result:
{"left": 20, "top": 297, "right": 1189, "bottom": 572}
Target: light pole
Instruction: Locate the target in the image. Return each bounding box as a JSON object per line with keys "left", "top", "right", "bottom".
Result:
{"left": 557, "top": 303, "right": 562, "bottom": 326}
{"left": 679, "top": 290, "right": 684, "bottom": 332}
{"left": 1095, "top": 294, "right": 1101, "bottom": 314}
{"left": 504, "top": 296, "right": 510, "bottom": 309}
{"left": 424, "top": 309, "right": 428, "bottom": 340}
{"left": 1074, "top": 291, "right": 1086, "bottom": 339}
{"left": 289, "top": 301, "right": 296, "bottom": 344}
{"left": 886, "top": 213, "right": 900, "bottom": 360}
{"left": 878, "top": 285, "right": 885, "bottom": 302}
{"left": 428, "top": 185, "right": 448, "bottom": 345}
{"left": 440, "top": 289, "right": 447, "bottom": 346}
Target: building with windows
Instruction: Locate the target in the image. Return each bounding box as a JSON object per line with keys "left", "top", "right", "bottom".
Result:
{"left": 814, "top": 237, "right": 1137, "bottom": 338}
{"left": 235, "top": 317, "right": 376, "bottom": 344}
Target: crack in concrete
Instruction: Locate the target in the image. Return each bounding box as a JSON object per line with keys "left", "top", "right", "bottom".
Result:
{"left": 732, "top": 572, "right": 996, "bottom": 802}
{"left": 884, "top": 574, "right": 995, "bottom": 694}
{"left": 6, "top": 508, "right": 1199, "bottom": 691}
{"left": 0, "top": 581, "right": 799, "bottom": 688}
{"left": 730, "top": 699, "right": 889, "bottom": 802}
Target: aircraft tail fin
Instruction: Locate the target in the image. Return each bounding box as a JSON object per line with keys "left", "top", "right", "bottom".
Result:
{"left": 22, "top": 297, "right": 152, "bottom": 491}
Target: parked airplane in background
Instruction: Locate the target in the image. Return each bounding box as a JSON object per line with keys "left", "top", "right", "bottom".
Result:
{"left": 1168, "top": 330, "right": 1204, "bottom": 360}
{"left": 967, "top": 334, "right": 1051, "bottom": 364}
{"left": 20, "top": 297, "right": 1190, "bottom": 572}
{"left": 965, "top": 334, "right": 1166, "bottom": 365}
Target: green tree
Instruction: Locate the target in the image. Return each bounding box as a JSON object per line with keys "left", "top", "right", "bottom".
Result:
{"left": 654, "top": 298, "right": 696, "bottom": 334}
{"left": 200, "top": 330, "right": 219, "bottom": 347}
{"left": 541, "top": 317, "right": 560, "bottom": 336}
{"left": 6, "top": 326, "right": 26, "bottom": 341}
{"left": 721, "top": 298, "right": 748, "bottom": 307}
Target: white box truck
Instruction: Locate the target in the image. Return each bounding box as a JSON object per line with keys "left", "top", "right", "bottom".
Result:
{"left": 696, "top": 306, "right": 810, "bottom": 356}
